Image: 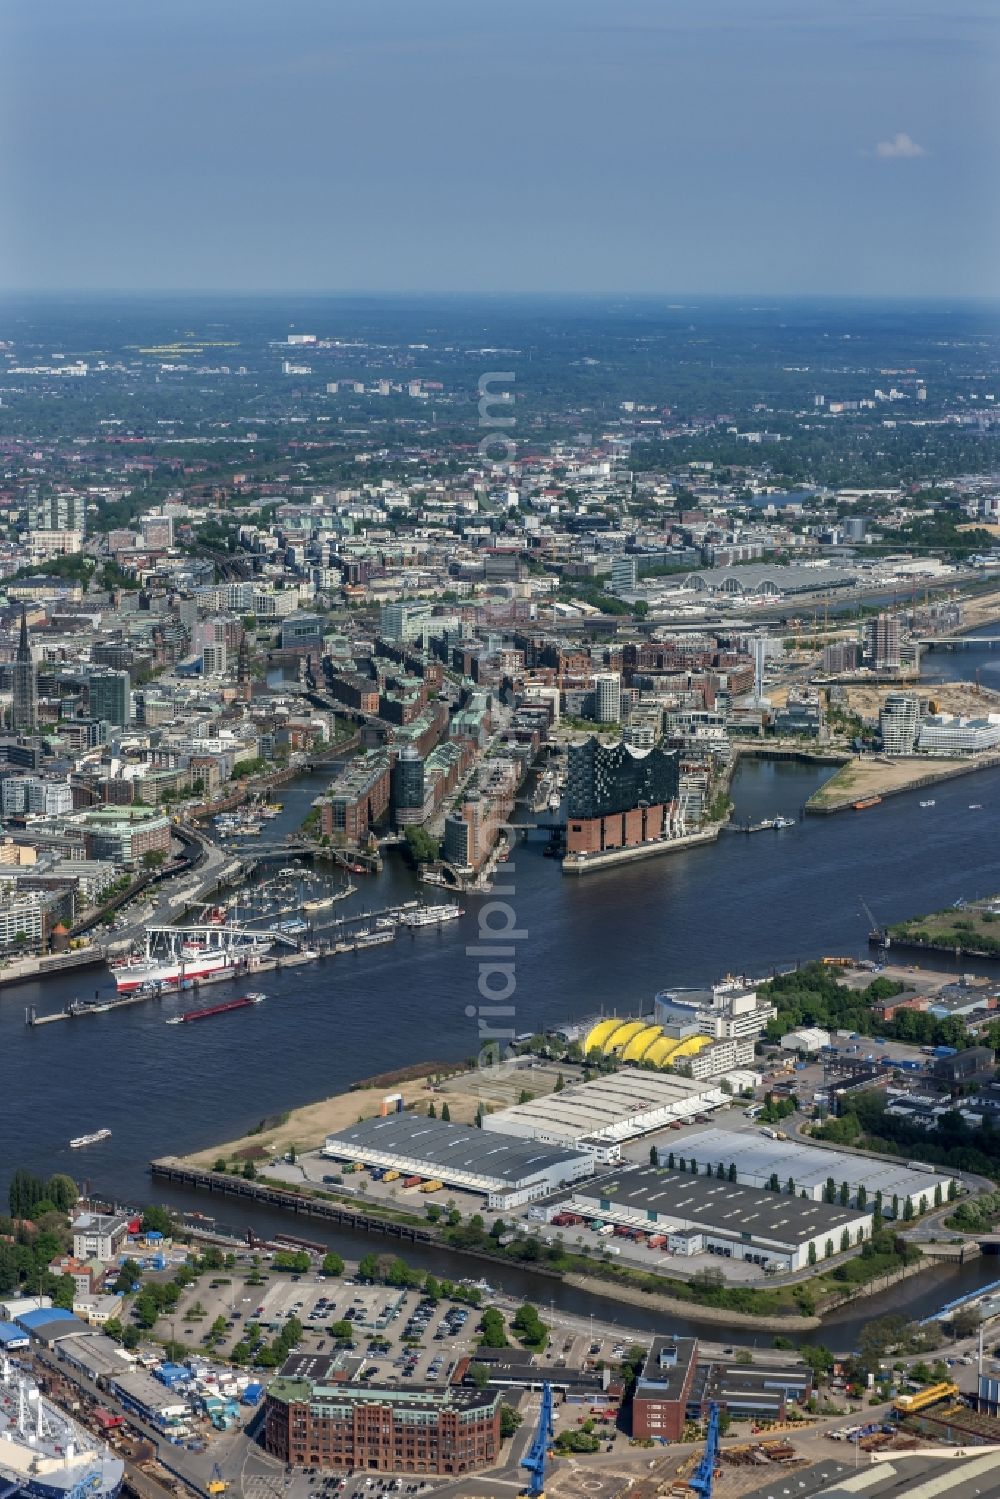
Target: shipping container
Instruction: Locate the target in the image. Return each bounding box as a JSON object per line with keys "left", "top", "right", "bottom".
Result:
{"left": 420, "top": 1180, "right": 443, "bottom": 1194}
{"left": 647, "top": 1234, "right": 667, "bottom": 1248}
{"left": 383, "top": 1170, "right": 400, "bottom": 1182}
{"left": 402, "top": 1175, "right": 422, "bottom": 1188}
{"left": 598, "top": 1223, "right": 615, "bottom": 1236}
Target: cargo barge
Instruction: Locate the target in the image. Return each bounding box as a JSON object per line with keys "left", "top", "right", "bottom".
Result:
{"left": 167, "top": 993, "right": 265, "bottom": 1025}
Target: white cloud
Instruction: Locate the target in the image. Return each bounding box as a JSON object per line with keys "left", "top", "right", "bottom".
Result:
{"left": 875, "top": 132, "right": 927, "bottom": 159}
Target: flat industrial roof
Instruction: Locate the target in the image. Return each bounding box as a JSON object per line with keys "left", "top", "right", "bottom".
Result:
{"left": 486, "top": 1071, "right": 724, "bottom": 1140}
{"left": 743, "top": 1452, "right": 1000, "bottom": 1499}
{"left": 677, "top": 1126, "right": 955, "bottom": 1201}
{"left": 576, "top": 1166, "right": 867, "bottom": 1247}
{"left": 326, "top": 1113, "right": 590, "bottom": 1186}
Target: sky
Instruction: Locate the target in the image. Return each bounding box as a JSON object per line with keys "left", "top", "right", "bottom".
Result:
{"left": 1, "top": 0, "right": 998, "bottom": 297}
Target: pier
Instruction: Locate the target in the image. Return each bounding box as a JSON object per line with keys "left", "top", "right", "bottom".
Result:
{"left": 150, "top": 1157, "right": 434, "bottom": 1244}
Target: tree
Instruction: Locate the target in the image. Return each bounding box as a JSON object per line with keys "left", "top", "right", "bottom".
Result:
{"left": 441, "top": 1103, "right": 451, "bottom": 1122}
{"left": 728, "top": 1163, "right": 738, "bottom": 1182}
{"left": 358, "top": 1253, "right": 379, "bottom": 1282}
{"left": 716, "top": 1162, "right": 725, "bottom": 1179}
{"left": 8, "top": 1170, "right": 46, "bottom": 1219}
{"left": 839, "top": 1181, "right": 850, "bottom": 1206}
{"left": 903, "top": 1196, "right": 914, "bottom": 1222}
{"left": 115, "top": 1258, "right": 143, "bottom": 1294}
{"left": 649, "top": 1146, "right": 657, "bottom": 1165}
{"left": 953, "top": 1307, "right": 982, "bottom": 1339}
{"left": 44, "top": 1175, "right": 79, "bottom": 1212}
{"left": 468, "top": 1362, "right": 490, "bottom": 1389}
{"left": 808, "top": 1243, "right": 817, "bottom": 1266}
{"left": 403, "top": 826, "right": 440, "bottom": 866}
{"left": 667, "top": 1152, "right": 676, "bottom": 1169}
{"left": 500, "top": 1404, "right": 522, "bottom": 1439}
{"left": 511, "top": 1303, "right": 548, "bottom": 1351}
{"left": 213, "top": 1158, "right": 227, "bottom": 1173}
{"left": 142, "top": 849, "right": 166, "bottom": 870}
{"left": 554, "top": 1074, "right": 565, "bottom": 1093}
{"left": 840, "top": 1229, "right": 851, "bottom": 1253}
{"left": 824, "top": 1177, "right": 836, "bottom": 1204}
{"left": 330, "top": 1320, "right": 354, "bottom": 1342}
{"left": 678, "top": 1157, "right": 687, "bottom": 1173}
{"left": 825, "top": 1239, "right": 834, "bottom": 1259}
{"left": 52, "top": 1274, "right": 75, "bottom": 1310}
{"left": 321, "top": 1252, "right": 344, "bottom": 1277}
{"left": 478, "top": 1308, "right": 508, "bottom": 1348}
{"left": 242, "top": 1159, "right": 256, "bottom": 1179}
{"left": 857, "top": 1184, "right": 867, "bottom": 1211}
{"left": 142, "top": 1205, "right": 173, "bottom": 1235}
{"left": 424, "top": 1274, "right": 441, "bottom": 1302}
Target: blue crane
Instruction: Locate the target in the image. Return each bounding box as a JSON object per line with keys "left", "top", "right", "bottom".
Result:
{"left": 688, "top": 1403, "right": 722, "bottom": 1499}
{"left": 520, "top": 1381, "right": 554, "bottom": 1499}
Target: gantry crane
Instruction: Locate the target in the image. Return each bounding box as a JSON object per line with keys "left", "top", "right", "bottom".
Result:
{"left": 520, "top": 1381, "right": 554, "bottom": 1498}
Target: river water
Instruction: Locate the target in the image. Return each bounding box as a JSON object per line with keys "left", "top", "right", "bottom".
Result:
{"left": 5, "top": 633, "right": 1000, "bottom": 1346}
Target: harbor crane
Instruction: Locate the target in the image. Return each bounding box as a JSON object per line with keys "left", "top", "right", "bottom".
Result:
{"left": 688, "top": 1403, "right": 723, "bottom": 1499}
{"left": 520, "top": 1381, "right": 554, "bottom": 1498}
{"left": 859, "top": 895, "right": 888, "bottom": 960}
{"left": 207, "top": 1464, "right": 229, "bottom": 1495}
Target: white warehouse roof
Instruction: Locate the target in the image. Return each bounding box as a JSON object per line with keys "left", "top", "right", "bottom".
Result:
{"left": 483, "top": 1071, "right": 727, "bottom": 1146}
{"left": 675, "top": 1127, "right": 955, "bottom": 1211}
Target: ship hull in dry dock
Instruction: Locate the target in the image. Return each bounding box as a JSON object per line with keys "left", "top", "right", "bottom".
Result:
{"left": 0, "top": 1358, "right": 123, "bottom": 1499}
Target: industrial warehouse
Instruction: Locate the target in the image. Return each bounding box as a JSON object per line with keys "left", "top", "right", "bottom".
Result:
{"left": 554, "top": 1165, "right": 873, "bottom": 1272}
{"left": 323, "top": 1113, "right": 594, "bottom": 1208}
{"left": 482, "top": 1071, "right": 730, "bottom": 1160}
{"left": 671, "top": 1127, "right": 957, "bottom": 1216}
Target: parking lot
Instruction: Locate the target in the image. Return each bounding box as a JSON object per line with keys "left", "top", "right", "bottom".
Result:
{"left": 169, "top": 1267, "right": 493, "bottom": 1382}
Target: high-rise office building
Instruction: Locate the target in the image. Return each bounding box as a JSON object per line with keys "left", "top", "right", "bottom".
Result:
{"left": 11, "top": 608, "right": 37, "bottom": 735}
{"left": 611, "top": 555, "right": 637, "bottom": 593}
{"left": 202, "top": 642, "right": 228, "bottom": 677}
{"left": 88, "top": 669, "right": 131, "bottom": 728}
{"left": 879, "top": 692, "right": 920, "bottom": 755}
{"left": 593, "top": 672, "right": 622, "bottom": 724}
{"left": 864, "top": 613, "right": 901, "bottom": 672}
{"left": 31, "top": 492, "right": 85, "bottom": 534}
{"left": 391, "top": 744, "right": 426, "bottom": 822}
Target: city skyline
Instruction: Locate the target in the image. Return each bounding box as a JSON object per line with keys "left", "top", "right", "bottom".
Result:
{"left": 1, "top": 0, "right": 997, "bottom": 298}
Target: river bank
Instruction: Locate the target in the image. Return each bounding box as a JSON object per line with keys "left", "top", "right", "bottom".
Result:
{"left": 560, "top": 1273, "right": 820, "bottom": 1331}
{"left": 883, "top": 891, "right": 1000, "bottom": 961}
{"left": 805, "top": 753, "right": 1000, "bottom": 813}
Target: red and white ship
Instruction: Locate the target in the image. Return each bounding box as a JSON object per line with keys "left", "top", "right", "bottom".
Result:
{"left": 112, "top": 925, "right": 273, "bottom": 994}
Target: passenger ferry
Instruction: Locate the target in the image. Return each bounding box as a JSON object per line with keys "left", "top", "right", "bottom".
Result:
{"left": 400, "top": 903, "right": 463, "bottom": 929}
